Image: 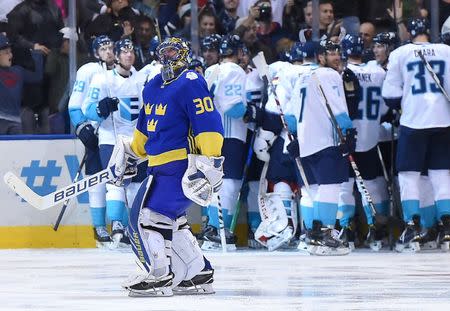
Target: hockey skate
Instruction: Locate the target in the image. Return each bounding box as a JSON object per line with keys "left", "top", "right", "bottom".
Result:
{"left": 110, "top": 221, "right": 124, "bottom": 249}
{"left": 248, "top": 231, "right": 264, "bottom": 249}
{"left": 173, "top": 269, "right": 215, "bottom": 295}
{"left": 200, "top": 225, "right": 237, "bottom": 251}
{"left": 305, "top": 221, "right": 350, "bottom": 256}
{"left": 438, "top": 215, "right": 450, "bottom": 252}
{"left": 123, "top": 272, "right": 174, "bottom": 297}
{"left": 395, "top": 216, "right": 422, "bottom": 253}
{"left": 93, "top": 226, "right": 112, "bottom": 248}
{"left": 339, "top": 226, "right": 355, "bottom": 251}
{"left": 265, "top": 225, "right": 294, "bottom": 251}
{"left": 366, "top": 225, "right": 383, "bottom": 252}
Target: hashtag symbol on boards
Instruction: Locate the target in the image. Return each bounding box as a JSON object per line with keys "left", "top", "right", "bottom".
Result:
{"left": 20, "top": 160, "right": 62, "bottom": 199}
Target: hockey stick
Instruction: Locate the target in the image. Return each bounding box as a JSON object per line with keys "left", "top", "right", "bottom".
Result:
{"left": 312, "top": 73, "right": 388, "bottom": 224}
{"left": 53, "top": 151, "right": 88, "bottom": 231}
{"left": 376, "top": 144, "right": 396, "bottom": 249}
{"left": 216, "top": 194, "right": 228, "bottom": 252}
{"left": 417, "top": 51, "right": 450, "bottom": 102}
{"left": 252, "top": 52, "right": 313, "bottom": 200}
{"left": 229, "top": 131, "right": 256, "bottom": 234}
{"left": 4, "top": 166, "right": 116, "bottom": 211}
{"left": 4, "top": 158, "right": 144, "bottom": 211}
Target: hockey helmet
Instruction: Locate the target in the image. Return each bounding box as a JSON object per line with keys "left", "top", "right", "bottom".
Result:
{"left": 441, "top": 32, "right": 450, "bottom": 45}
{"left": 156, "top": 37, "right": 191, "bottom": 82}
{"left": 188, "top": 58, "right": 205, "bottom": 72}
{"left": 289, "top": 42, "right": 304, "bottom": 63}
{"left": 407, "top": 18, "right": 429, "bottom": 38}
{"left": 300, "top": 41, "right": 317, "bottom": 59}
{"left": 201, "top": 34, "right": 222, "bottom": 52}
{"left": 114, "top": 38, "right": 134, "bottom": 57}
{"left": 318, "top": 38, "right": 340, "bottom": 54}
{"left": 219, "top": 34, "right": 243, "bottom": 57}
{"left": 373, "top": 32, "right": 398, "bottom": 47}
{"left": 341, "top": 34, "right": 364, "bottom": 58}
{"left": 92, "top": 35, "right": 113, "bottom": 58}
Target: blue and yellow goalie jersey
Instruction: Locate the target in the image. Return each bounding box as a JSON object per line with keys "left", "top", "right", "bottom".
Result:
{"left": 131, "top": 70, "right": 224, "bottom": 166}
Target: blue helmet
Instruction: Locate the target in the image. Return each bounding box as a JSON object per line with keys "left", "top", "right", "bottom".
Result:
{"left": 373, "top": 32, "right": 397, "bottom": 46}
{"left": 341, "top": 34, "right": 364, "bottom": 58}
{"left": 201, "top": 34, "right": 222, "bottom": 52}
{"left": 114, "top": 38, "right": 134, "bottom": 57}
{"left": 301, "top": 41, "right": 317, "bottom": 59}
{"left": 92, "top": 35, "right": 113, "bottom": 58}
{"left": 407, "top": 18, "right": 429, "bottom": 38}
{"left": 289, "top": 42, "right": 303, "bottom": 62}
{"left": 219, "top": 34, "right": 243, "bottom": 57}
{"left": 318, "top": 38, "right": 340, "bottom": 55}
{"left": 156, "top": 37, "right": 191, "bottom": 82}
{"left": 148, "top": 35, "right": 160, "bottom": 57}
{"left": 441, "top": 32, "right": 450, "bottom": 45}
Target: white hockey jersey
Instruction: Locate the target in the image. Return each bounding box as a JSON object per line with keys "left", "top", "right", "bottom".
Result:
{"left": 206, "top": 61, "right": 247, "bottom": 142}
{"left": 382, "top": 42, "right": 450, "bottom": 129}
{"left": 348, "top": 62, "right": 388, "bottom": 152}
{"left": 68, "top": 62, "right": 105, "bottom": 127}
{"left": 83, "top": 67, "right": 150, "bottom": 145}
{"left": 298, "top": 67, "right": 349, "bottom": 157}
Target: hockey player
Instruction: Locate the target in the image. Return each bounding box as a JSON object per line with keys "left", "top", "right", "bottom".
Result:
{"left": 372, "top": 32, "right": 398, "bottom": 70}
{"left": 68, "top": 35, "right": 116, "bottom": 246}
{"left": 337, "top": 34, "right": 390, "bottom": 251}
{"left": 201, "top": 34, "right": 222, "bottom": 68}
{"left": 252, "top": 49, "right": 300, "bottom": 251}
{"left": 82, "top": 38, "right": 149, "bottom": 246}
{"left": 201, "top": 34, "right": 247, "bottom": 250}
{"left": 108, "top": 37, "right": 224, "bottom": 296}
{"left": 382, "top": 18, "right": 450, "bottom": 252}
{"left": 296, "top": 39, "right": 355, "bottom": 255}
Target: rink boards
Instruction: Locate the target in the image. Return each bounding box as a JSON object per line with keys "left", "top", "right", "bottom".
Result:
{"left": 0, "top": 136, "right": 244, "bottom": 248}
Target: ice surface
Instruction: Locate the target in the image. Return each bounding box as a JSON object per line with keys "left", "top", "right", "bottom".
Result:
{"left": 1, "top": 249, "right": 449, "bottom": 311}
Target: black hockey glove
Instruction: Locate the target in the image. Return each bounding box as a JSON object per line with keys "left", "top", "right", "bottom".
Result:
{"left": 339, "top": 128, "right": 357, "bottom": 156}
{"left": 342, "top": 68, "right": 361, "bottom": 120}
{"left": 97, "top": 97, "right": 119, "bottom": 118}
{"left": 243, "top": 102, "right": 264, "bottom": 125}
{"left": 76, "top": 122, "right": 98, "bottom": 151}
{"left": 380, "top": 108, "right": 400, "bottom": 127}
{"left": 286, "top": 138, "right": 300, "bottom": 160}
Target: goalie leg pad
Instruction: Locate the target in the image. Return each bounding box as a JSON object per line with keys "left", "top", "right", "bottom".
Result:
{"left": 255, "top": 182, "right": 295, "bottom": 250}
{"left": 171, "top": 227, "right": 205, "bottom": 288}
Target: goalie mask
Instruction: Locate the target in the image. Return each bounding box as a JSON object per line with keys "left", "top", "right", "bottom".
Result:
{"left": 156, "top": 37, "right": 191, "bottom": 82}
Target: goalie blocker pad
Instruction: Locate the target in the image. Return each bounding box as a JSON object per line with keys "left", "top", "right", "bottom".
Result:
{"left": 182, "top": 154, "right": 224, "bottom": 206}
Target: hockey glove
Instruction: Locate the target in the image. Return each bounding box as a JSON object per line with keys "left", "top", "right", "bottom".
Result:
{"left": 97, "top": 97, "right": 119, "bottom": 119}
{"left": 108, "top": 135, "right": 140, "bottom": 186}
{"left": 182, "top": 154, "right": 224, "bottom": 206}
{"left": 243, "top": 102, "right": 264, "bottom": 125}
{"left": 75, "top": 122, "right": 98, "bottom": 151}
{"left": 339, "top": 128, "right": 357, "bottom": 156}
{"left": 342, "top": 68, "right": 361, "bottom": 120}
{"left": 286, "top": 138, "right": 300, "bottom": 160}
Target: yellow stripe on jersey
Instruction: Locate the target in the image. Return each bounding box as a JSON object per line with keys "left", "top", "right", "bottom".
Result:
{"left": 148, "top": 148, "right": 188, "bottom": 166}
{"left": 187, "top": 128, "right": 198, "bottom": 154}
{"left": 194, "top": 132, "right": 223, "bottom": 157}
{"left": 131, "top": 129, "right": 148, "bottom": 158}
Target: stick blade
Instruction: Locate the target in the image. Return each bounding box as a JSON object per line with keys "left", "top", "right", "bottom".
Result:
{"left": 3, "top": 171, "right": 44, "bottom": 210}
{"left": 252, "top": 51, "right": 269, "bottom": 80}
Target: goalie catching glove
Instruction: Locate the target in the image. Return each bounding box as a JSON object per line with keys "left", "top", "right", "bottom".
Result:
{"left": 182, "top": 154, "right": 224, "bottom": 206}
{"left": 108, "top": 135, "right": 140, "bottom": 186}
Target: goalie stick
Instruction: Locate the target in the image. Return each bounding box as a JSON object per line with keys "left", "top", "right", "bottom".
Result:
{"left": 3, "top": 162, "right": 140, "bottom": 211}
{"left": 312, "top": 73, "right": 388, "bottom": 224}
{"left": 251, "top": 51, "right": 313, "bottom": 200}
{"left": 417, "top": 50, "right": 450, "bottom": 102}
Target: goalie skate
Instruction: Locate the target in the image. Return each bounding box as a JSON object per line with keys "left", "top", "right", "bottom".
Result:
{"left": 266, "top": 226, "right": 294, "bottom": 252}
{"left": 173, "top": 269, "right": 215, "bottom": 295}
{"left": 123, "top": 273, "right": 174, "bottom": 297}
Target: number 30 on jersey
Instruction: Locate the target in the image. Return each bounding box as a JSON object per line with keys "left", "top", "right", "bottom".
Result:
{"left": 194, "top": 96, "right": 214, "bottom": 115}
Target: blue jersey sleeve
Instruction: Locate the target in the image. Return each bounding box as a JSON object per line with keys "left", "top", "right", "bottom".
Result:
{"left": 182, "top": 72, "right": 224, "bottom": 156}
